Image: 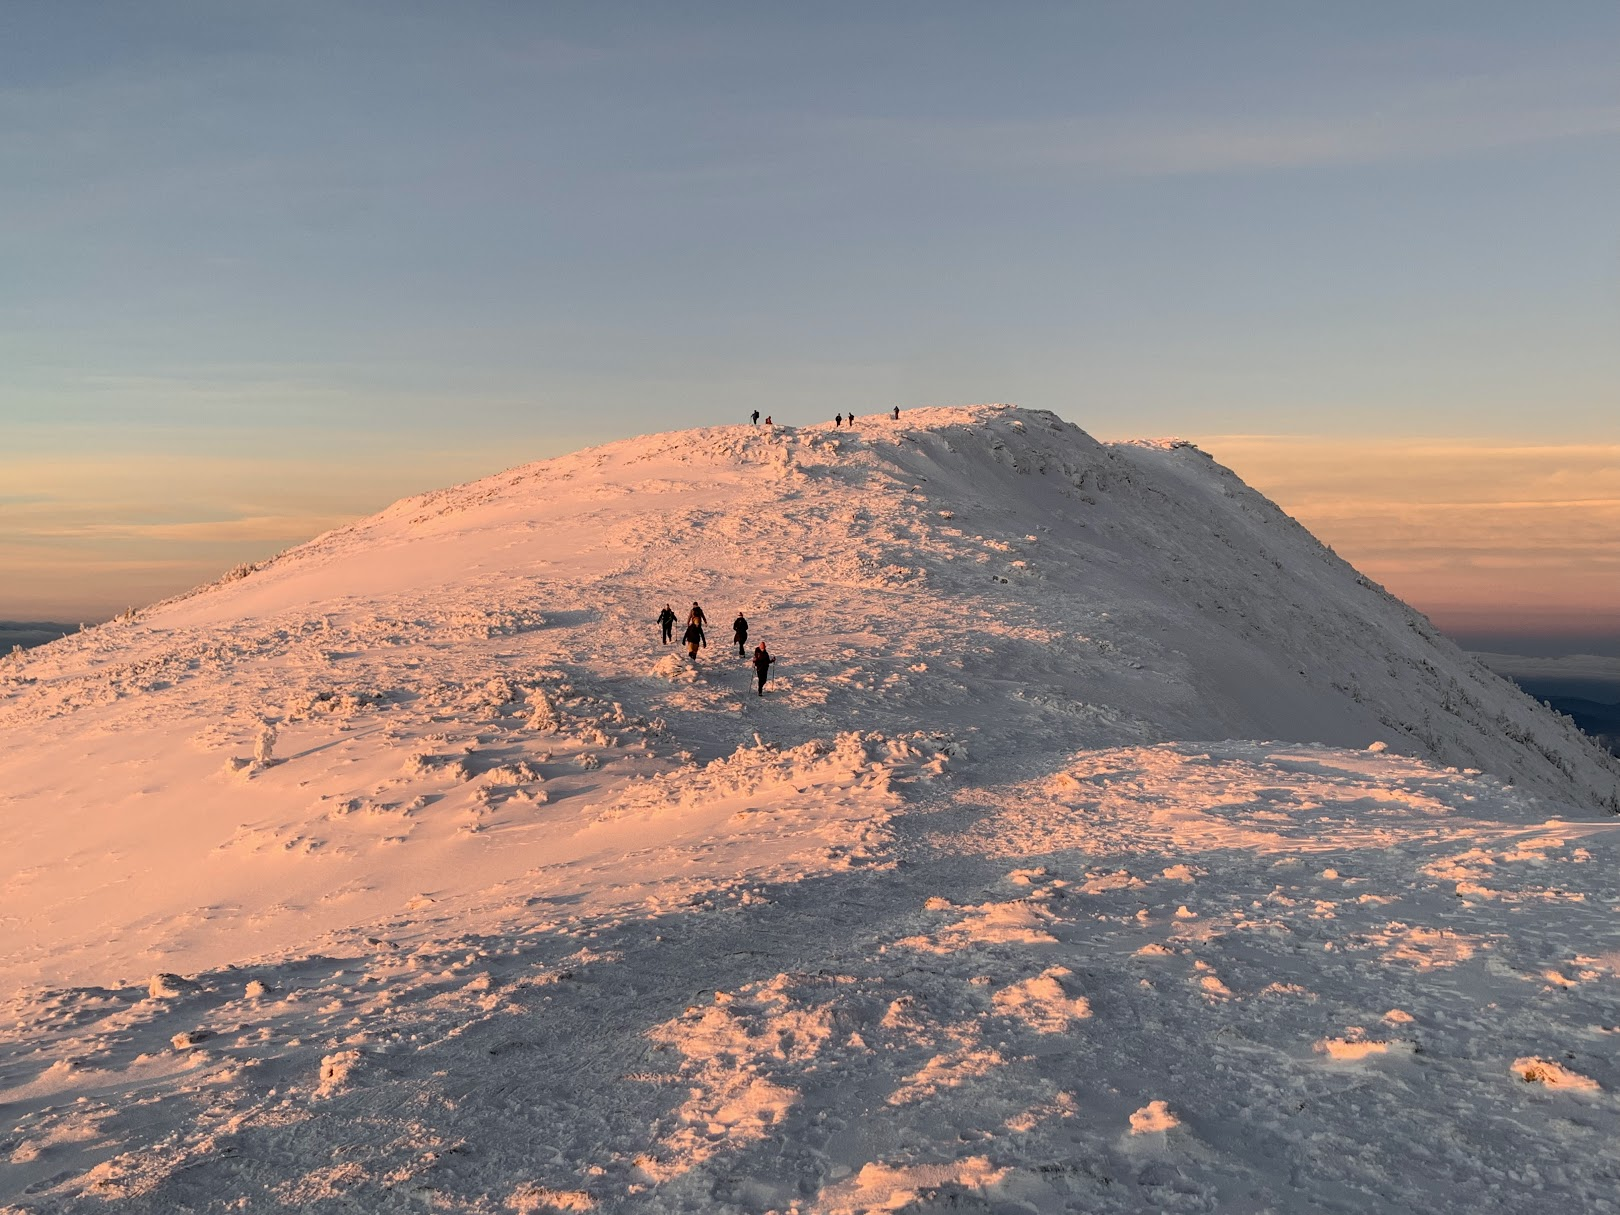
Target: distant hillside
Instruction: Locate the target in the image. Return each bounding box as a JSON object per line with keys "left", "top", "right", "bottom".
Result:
{"left": 1470, "top": 655, "right": 1620, "bottom": 759}
{"left": 1522, "top": 688, "right": 1620, "bottom": 758}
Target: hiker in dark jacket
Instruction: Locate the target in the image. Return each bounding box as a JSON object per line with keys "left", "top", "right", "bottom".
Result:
{"left": 657, "top": 604, "right": 677, "bottom": 644}
{"left": 683, "top": 621, "right": 706, "bottom": 659}
{"left": 688, "top": 602, "right": 707, "bottom": 628}
{"left": 751, "top": 643, "right": 773, "bottom": 695}
{"left": 732, "top": 613, "right": 749, "bottom": 655}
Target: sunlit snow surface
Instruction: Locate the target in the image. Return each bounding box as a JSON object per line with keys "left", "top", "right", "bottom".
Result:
{"left": 3, "top": 406, "right": 1618, "bottom": 1212}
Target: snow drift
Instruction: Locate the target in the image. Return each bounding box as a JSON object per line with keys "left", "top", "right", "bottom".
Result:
{"left": 3, "top": 405, "right": 1618, "bottom": 1212}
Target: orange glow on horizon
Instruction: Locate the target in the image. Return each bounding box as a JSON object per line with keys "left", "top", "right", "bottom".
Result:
{"left": 1200, "top": 435, "right": 1620, "bottom": 636}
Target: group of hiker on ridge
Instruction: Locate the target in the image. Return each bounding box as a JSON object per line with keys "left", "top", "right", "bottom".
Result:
{"left": 749, "top": 406, "right": 900, "bottom": 427}
{"left": 651, "top": 406, "right": 906, "bottom": 695}
{"left": 657, "top": 601, "right": 773, "bottom": 695}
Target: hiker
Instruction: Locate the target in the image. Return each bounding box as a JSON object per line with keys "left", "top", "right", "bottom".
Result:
{"left": 688, "top": 601, "right": 707, "bottom": 628}
{"left": 835, "top": 413, "right": 843, "bottom": 427}
{"left": 892, "top": 405, "right": 900, "bottom": 420}
{"left": 751, "top": 410, "right": 759, "bottom": 425}
{"left": 684, "top": 620, "right": 706, "bottom": 659}
{"left": 732, "top": 613, "right": 749, "bottom": 656}
{"left": 657, "top": 603, "right": 677, "bottom": 645}
{"left": 764, "top": 415, "right": 773, "bottom": 427}
{"left": 751, "top": 643, "right": 774, "bottom": 695}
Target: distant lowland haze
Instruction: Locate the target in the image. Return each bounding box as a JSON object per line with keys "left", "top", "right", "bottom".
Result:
{"left": 0, "top": 622, "right": 75, "bottom": 653}
{"left": 3, "top": 5, "right": 1615, "bottom": 663}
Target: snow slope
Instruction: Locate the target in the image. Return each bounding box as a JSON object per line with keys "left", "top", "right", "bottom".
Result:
{"left": 3, "top": 405, "right": 1618, "bottom": 1212}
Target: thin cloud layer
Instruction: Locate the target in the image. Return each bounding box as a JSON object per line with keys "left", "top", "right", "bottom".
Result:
{"left": 827, "top": 98, "right": 1620, "bottom": 179}
{"left": 1200, "top": 436, "right": 1620, "bottom": 631}
{"left": 0, "top": 444, "right": 519, "bottom": 619}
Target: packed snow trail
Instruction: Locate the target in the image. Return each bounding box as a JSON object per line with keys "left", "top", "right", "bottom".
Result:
{"left": 2, "top": 405, "right": 1618, "bottom": 1211}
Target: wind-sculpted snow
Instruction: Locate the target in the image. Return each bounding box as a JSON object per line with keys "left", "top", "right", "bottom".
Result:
{"left": 2, "top": 405, "right": 1618, "bottom": 1211}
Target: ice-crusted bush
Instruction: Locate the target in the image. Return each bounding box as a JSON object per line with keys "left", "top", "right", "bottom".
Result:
{"left": 254, "top": 727, "right": 277, "bottom": 765}
{"left": 298, "top": 689, "right": 380, "bottom": 718}
{"left": 527, "top": 689, "right": 558, "bottom": 732}
{"left": 481, "top": 677, "right": 518, "bottom": 708}
{"left": 404, "top": 751, "right": 472, "bottom": 781}
{"left": 484, "top": 760, "right": 544, "bottom": 785}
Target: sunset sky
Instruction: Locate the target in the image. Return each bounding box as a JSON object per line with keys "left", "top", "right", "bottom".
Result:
{"left": 3, "top": 4, "right": 1616, "bottom": 651}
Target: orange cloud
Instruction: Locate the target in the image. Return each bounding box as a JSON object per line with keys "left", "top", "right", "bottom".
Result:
{"left": 0, "top": 445, "right": 524, "bottom": 619}
{"left": 1196, "top": 436, "right": 1620, "bottom": 636}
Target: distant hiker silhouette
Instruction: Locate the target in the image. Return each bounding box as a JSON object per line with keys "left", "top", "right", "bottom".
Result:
{"left": 752, "top": 643, "right": 774, "bottom": 695}
{"left": 688, "top": 602, "right": 707, "bottom": 628}
{"left": 892, "top": 405, "right": 900, "bottom": 420}
{"left": 751, "top": 410, "right": 760, "bottom": 425}
{"left": 657, "top": 604, "right": 677, "bottom": 644}
{"left": 764, "top": 415, "right": 773, "bottom": 427}
{"left": 732, "top": 613, "right": 749, "bottom": 655}
{"left": 834, "top": 413, "right": 843, "bottom": 427}
{"left": 684, "top": 621, "right": 706, "bottom": 659}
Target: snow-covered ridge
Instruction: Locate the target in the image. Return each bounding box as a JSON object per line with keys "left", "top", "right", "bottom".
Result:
{"left": 4, "top": 405, "right": 1619, "bottom": 1212}
{"left": 7, "top": 404, "right": 1613, "bottom": 803}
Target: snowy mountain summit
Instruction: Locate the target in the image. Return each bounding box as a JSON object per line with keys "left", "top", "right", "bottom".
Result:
{"left": 4, "top": 405, "right": 1620, "bottom": 1213}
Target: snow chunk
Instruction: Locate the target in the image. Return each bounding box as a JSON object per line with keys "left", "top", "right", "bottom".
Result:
{"left": 316, "top": 1049, "right": 362, "bottom": 1097}
{"left": 652, "top": 654, "right": 696, "bottom": 682}
{"left": 507, "top": 1185, "right": 595, "bottom": 1212}
{"left": 1514, "top": 1057, "right": 1600, "bottom": 1090}
{"left": 1129, "top": 1100, "right": 1179, "bottom": 1134}
{"left": 1316, "top": 1037, "right": 1414, "bottom": 1062}
{"left": 819, "top": 1157, "right": 1008, "bottom": 1214}
{"left": 147, "top": 973, "right": 190, "bottom": 999}
{"left": 899, "top": 898, "right": 1058, "bottom": 953}
{"left": 992, "top": 966, "right": 1092, "bottom": 1032}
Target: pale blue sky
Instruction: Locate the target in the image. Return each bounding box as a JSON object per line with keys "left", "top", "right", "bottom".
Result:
{"left": 3, "top": 3, "right": 1618, "bottom": 629}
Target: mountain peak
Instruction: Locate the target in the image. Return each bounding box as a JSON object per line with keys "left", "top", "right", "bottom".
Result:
{"left": 4, "top": 407, "right": 1620, "bottom": 1209}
